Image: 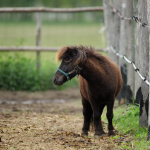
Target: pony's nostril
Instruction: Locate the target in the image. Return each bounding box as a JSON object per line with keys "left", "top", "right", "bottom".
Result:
{"left": 53, "top": 77, "right": 57, "bottom": 84}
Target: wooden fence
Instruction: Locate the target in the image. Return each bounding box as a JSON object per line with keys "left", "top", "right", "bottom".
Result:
{"left": 103, "top": 0, "right": 150, "bottom": 140}
{"left": 0, "top": 7, "right": 103, "bottom": 13}
{"left": 0, "top": 46, "right": 104, "bottom": 52}
{"left": 0, "top": 6, "right": 104, "bottom": 69}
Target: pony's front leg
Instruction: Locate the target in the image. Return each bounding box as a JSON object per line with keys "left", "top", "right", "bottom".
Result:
{"left": 81, "top": 96, "right": 93, "bottom": 136}
{"left": 106, "top": 100, "right": 115, "bottom": 136}
{"left": 92, "top": 103, "right": 105, "bottom": 136}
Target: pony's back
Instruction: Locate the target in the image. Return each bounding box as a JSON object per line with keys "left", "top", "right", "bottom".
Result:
{"left": 79, "top": 53, "right": 122, "bottom": 101}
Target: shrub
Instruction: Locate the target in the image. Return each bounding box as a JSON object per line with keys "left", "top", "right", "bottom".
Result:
{"left": 0, "top": 54, "right": 78, "bottom": 91}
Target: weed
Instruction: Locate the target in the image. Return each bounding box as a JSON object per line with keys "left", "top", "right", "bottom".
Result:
{"left": 110, "top": 135, "right": 120, "bottom": 139}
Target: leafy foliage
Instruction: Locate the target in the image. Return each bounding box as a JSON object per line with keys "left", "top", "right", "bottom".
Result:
{"left": 0, "top": 54, "right": 78, "bottom": 91}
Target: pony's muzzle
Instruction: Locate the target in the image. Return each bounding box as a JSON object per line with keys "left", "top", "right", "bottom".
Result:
{"left": 53, "top": 75, "right": 64, "bottom": 85}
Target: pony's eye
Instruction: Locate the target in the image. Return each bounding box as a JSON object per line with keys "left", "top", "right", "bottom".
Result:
{"left": 65, "top": 57, "right": 70, "bottom": 61}
{"left": 64, "top": 57, "right": 72, "bottom": 64}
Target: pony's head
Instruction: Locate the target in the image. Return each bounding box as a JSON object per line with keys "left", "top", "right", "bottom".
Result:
{"left": 53, "top": 46, "right": 87, "bottom": 85}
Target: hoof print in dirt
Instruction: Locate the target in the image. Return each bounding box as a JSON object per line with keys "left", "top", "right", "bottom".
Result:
{"left": 94, "top": 135, "right": 100, "bottom": 138}
{"left": 79, "top": 139, "right": 84, "bottom": 143}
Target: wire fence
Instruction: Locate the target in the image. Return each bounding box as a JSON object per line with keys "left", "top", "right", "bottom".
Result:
{"left": 109, "top": 0, "right": 150, "bottom": 29}
{"left": 106, "top": 46, "right": 150, "bottom": 86}
{"left": 104, "top": 0, "right": 150, "bottom": 87}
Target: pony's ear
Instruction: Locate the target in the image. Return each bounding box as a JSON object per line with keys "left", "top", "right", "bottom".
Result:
{"left": 66, "top": 47, "right": 72, "bottom": 54}
{"left": 74, "top": 49, "right": 86, "bottom": 65}
{"left": 66, "top": 47, "right": 77, "bottom": 57}
{"left": 56, "top": 46, "right": 78, "bottom": 62}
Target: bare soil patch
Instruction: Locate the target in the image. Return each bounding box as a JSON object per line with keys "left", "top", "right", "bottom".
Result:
{"left": 0, "top": 88, "right": 133, "bottom": 150}
{"left": 0, "top": 87, "right": 80, "bottom": 101}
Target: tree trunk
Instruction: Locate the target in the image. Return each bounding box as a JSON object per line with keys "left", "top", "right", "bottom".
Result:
{"left": 126, "top": 0, "right": 135, "bottom": 103}
{"left": 103, "top": 0, "right": 115, "bottom": 61}
{"left": 147, "top": 0, "right": 150, "bottom": 140}
{"left": 118, "top": 0, "right": 128, "bottom": 104}
{"left": 135, "top": 0, "right": 149, "bottom": 127}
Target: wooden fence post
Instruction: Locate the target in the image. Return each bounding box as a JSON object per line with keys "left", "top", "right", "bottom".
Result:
{"left": 112, "top": 0, "right": 121, "bottom": 66}
{"left": 117, "top": 0, "right": 128, "bottom": 104}
{"left": 126, "top": 0, "right": 135, "bottom": 103}
{"left": 147, "top": 0, "right": 150, "bottom": 140}
{"left": 103, "top": 0, "right": 115, "bottom": 61}
{"left": 135, "top": 0, "right": 149, "bottom": 127}
{"left": 36, "top": 12, "right": 41, "bottom": 70}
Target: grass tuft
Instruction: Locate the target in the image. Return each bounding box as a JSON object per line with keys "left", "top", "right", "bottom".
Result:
{"left": 109, "top": 104, "right": 150, "bottom": 149}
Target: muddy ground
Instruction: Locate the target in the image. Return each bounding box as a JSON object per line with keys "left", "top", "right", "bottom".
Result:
{"left": 0, "top": 88, "right": 133, "bottom": 150}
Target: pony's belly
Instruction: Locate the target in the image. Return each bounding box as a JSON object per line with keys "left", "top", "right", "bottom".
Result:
{"left": 79, "top": 76, "right": 90, "bottom": 100}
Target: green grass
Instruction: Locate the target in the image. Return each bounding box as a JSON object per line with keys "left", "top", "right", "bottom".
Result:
{"left": 105, "top": 105, "right": 150, "bottom": 150}
{"left": 0, "top": 22, "right": 106, "bottom": 47}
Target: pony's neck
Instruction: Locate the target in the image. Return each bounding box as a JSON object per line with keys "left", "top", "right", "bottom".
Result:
{"left": 79, "top": 57, "right": 101, "bottom": 82}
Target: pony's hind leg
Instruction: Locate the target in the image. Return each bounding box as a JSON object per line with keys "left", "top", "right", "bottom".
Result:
{"left": 81, "top": 95, "right": 93, "bottom": 136}
{"left": 106, "top": 100, "right": 115, "bottom": 136}
{"left": 93, "top": 104, "right": 105, "bottom": 136}
{"left": 99, "top": 104, "right": 106, "bottom": 134}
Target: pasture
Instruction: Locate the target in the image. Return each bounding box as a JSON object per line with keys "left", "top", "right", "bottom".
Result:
{"left": 0, "top": 22, "right": 106, "bottom": 47}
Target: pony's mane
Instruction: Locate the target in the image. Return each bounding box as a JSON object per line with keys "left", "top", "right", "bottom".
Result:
{"left": 56, "top": 45, "right": 102, "bottom": 64}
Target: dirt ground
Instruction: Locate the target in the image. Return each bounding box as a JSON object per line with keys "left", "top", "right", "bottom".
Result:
{"left": 0, "top": 88, "right": 133, "bottom": 150}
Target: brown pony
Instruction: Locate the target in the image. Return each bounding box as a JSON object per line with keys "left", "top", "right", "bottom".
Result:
{"left": 53, "top": 46, "right": 122, "bottom": 136}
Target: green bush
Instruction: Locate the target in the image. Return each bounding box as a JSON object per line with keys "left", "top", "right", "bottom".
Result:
{"left": 0, "top": 54, "right": 79, "bottom": 91}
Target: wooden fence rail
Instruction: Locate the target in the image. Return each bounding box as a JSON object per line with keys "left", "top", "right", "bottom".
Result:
{"left": 0, "top": 7, "right": 104, "bottom": 69}
{"left": 0, "top": 46, "right": 104, "bottom": 52}
{"left": 0, "top": 7, "right": 103, "bottom": 13}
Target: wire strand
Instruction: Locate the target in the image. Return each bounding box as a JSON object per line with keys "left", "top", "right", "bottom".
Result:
{"left": 109, "top": 0, "right": 150, "bottom": 29}
{"left": 108, "top": 46, "right": 150, "bottom": 86}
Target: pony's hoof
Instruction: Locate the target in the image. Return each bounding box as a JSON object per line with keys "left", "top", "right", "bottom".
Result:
{"left": 81, "top": 132, "right": 88, "bottom": 136}
{"left": 108, "top": 130, "right": 115, "bottom": 136}
{"left": 94, "top": 131, "right": 106, "bottom": 136}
